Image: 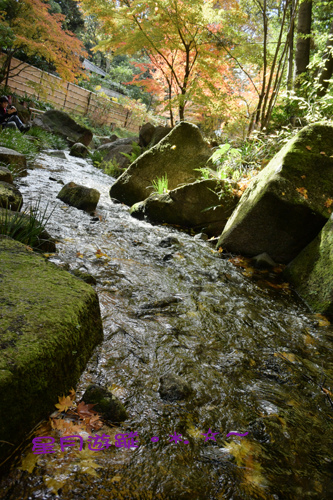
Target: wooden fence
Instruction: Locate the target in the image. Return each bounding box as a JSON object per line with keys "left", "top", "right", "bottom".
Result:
{"left": 3, "top": 56, "right": 143, "bottom": 133}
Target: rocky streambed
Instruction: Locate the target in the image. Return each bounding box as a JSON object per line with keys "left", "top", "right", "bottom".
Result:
{"left": 1, "top": 150, "right": 333, "bottom": 499}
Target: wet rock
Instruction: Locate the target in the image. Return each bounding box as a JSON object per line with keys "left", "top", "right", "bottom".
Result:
{"left": 285, "top": 213, "right": 333, "bottom": 314}
{"left": 70, "top": 142, "right": 89, "bottom": 159}
{"left": 71, "top": 269, "right": 97, "bottom": 285}
{"left": 130, "top": 179, "right": 238, "bottom": 237}
{"left": 194, "top": 232, "right": 209, "bottom": 241}
{"left": 110, "top": 122, "right": 211, "bottom": 206}
{"left": 139, "top": 122, "right": 155, "bottom": 147}
{"left": 158, "top": 236, "right": 180, "bottom": 247}
{"left": 217, "top": 123, "right": 333, "bottom": 263}
{"left": 0, "top": 166, "right": 13, "bottom": 184}
{"left": 0, "top": 181, "right": 23, "bottom": 211}
{"left": 159, "top": 373, "right": 192, "bottom": 401}
{"left": 0, "top": 208, "right": 56, "bottom": 252}
{"left": 33, "top": 110, "right": 93, "bottom": 146}
{"left": 0, "top": 146, "right": 27, "bottom": 175}
{"left": 47, "top": 150, "right": 67, "bottom": 159}
{"left": 57, "top": 182, "right": 100, "bottom": 212}
{"left": 82, "top": 384, "right": 128, "bottom": 422}
{"left": 251, "top": 252, "right": 276, "bottom": 269}
{"left": 0, "top": 238, "right": 103, "bottom": 462}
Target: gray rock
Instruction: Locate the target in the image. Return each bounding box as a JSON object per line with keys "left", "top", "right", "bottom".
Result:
{"left": 47, "top": 150, "right": 67, "bottom": 159}
{"left": 33, "top": 110, "right": 93, "bottom": 146}
{"left": 57, "top": 182, "right": 100, "bottom": 212}
{"left": 70, "top": 142, "right": 89, "bottom": 159}
{"left": 0, "top": 146, "right": 27, "bottom": 176}
{"left": 0, "top": 181, "right": 23, "bottom": 211}
{"left": 0, "top": 238, "right": 103, "bottom": 462}
{"left": 158, "top": 236, "right": 180, "bottom": 248}
{"left": 110, "top": 122, "right": 211, "bottom": 206}
{"left": 0, "top": 166, "right": 13, "bottom": 184}
{"left": 217, "top": 123, "right": 333, "bottom": 263}
{"left": 251, "top": 252, "right": 276, "bottom": 269}
{"left": 194, "top": 232, "right": 209, "bottom": 241}
{"left": 284, "top": 214, "right": 333, "bottom": 314}
{"left": 130, "top": 179, "right": 238, "bottom": 237}
{"left": 82, "top": 384, "right": 127, "bottom": 422}
{"left": 159, "top": 373, "right": 192, "bottom": 401}
{"left": 139, "top": 122, "right": 155, "bottom": 147}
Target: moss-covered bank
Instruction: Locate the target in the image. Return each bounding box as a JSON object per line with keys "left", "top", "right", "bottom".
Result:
{"left": 0, "top": 239, "right": 103, "bottom": 462}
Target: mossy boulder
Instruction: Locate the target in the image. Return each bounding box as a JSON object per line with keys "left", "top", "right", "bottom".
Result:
{"left": 109, "top": 122, "right": 211, "bottom": 206}
{"left": 0, "top": 166, "right": 13, "bottom": 184}
{"left": 0, "top": 238, "right": 103, "bottom": 461}
{"left": 217, "top": 123, "right": 333, "bottom": 263}
{"left": 0, "top": 181, "right": 23, "bottom": 211}
{"left": 82, "top": 384, "right": 127, "bottom": 423}
{"left": 70, "top": 142, "right": 89, "bottom": 159}
{"left": 284, "top": 214, "right": 333, "bottom": 314}
{"left": 130, "top": 179, "right": 238, "bottom": 237}
{"left": 0, "top": 208, "right": 56, "bottom": 252}
{"left": 57, "top": 182, "right": 100, "bottom": 212}
{"left": 34, "top": 110, "right": 93, "bottom": 146}
{"left": 0, "top": 146, "right": 27, "bottom": 176}
{"left": 159, "top": 374, "right": 192, "bottom": 401}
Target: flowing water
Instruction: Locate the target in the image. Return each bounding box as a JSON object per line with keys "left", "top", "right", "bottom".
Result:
{"left": 1, "top": 150, "right": 333, "bottom": 499}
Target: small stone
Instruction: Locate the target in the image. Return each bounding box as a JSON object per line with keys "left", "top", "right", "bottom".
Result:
{"left": 82, "top": 384, "right": 127, "bottom": 423}
{"left": 251, "top": 252, "right": 276, "bottom": 269}
{"left": 194, "top": 232, "right": 209, "bottom": 241}
{"left": 159, "top": 373, "right": 192, "bottom": 401}
{"left": 70, "top": 142, "right": 89, "bottom": 159}
{"left": 159, "top": 236, "right": 180, "bottom": 248}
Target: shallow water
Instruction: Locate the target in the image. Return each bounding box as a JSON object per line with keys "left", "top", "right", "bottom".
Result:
{"left": 1, "top": 151, "right": 333, "bottom": 499}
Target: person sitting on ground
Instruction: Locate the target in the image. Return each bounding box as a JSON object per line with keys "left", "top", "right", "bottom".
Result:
{"left": 0, "top": 96, "right": 30, "bottom": 132}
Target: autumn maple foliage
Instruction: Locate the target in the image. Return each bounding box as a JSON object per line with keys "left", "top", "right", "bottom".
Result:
{"left": 80, "top": 0, "right": 245, "bottom": 123}
{"left": 0, "top": 0, "right": 86, "bottom": 84}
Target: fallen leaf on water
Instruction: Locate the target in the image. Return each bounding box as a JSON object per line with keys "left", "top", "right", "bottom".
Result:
{"left": 44, "top": 475, "right": 67, "bottom": 494}
{"left": 315, "top": 313, "right": 331, "bottom": 326}
{"left": 324, "top": 198, "right": 333, "bottom": 208}
{"left": 187, "top": 424, "right": 204, "bottom": 439}
{"left": 77, "top": 448, "right": 101, "bottom": 477}
{"left": 55, "top": 395, "right": 75, "bottom": 413}
{"left": 111, "top": 475, "right": 122, "bottom": 483}
{"left": 95, "top": 249, "right": 108, "bottom": 258}
{"left": 218, "top": 247, "right": 223, "bottom": 253}
{"left": 296, "top": 187, "right": 308, "bottom": 199}
{"left": 301, "top": 175, "right": 306, "bottom": 179}
{"left": 322, "top": 387, "right": 333, "bottom": 398}
{"left": 320, "top": 151, "right": 327, "bottom": 155}
{"left": 19, "top": 452, "right": 40, "bottom": 473}
{"left": 77, "top": 401, "right": 97, "bottom": 419}
{"left": 275, "top": 352, "right": 296, "bottom": 363}
{"left": 76, "top": 252, "right": 84, "bottom": 258}
{"left": 306, "top": 145, "right": 312, "bottom": 150}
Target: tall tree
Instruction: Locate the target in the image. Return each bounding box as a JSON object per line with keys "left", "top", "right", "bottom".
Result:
{"left": 0, "top": 0, "right": 86, "bottom": 85}
{"left": 294, "top": 0, "right": 312, "bottom": 86}
{"left": 316, "top": 18, "right": 333, "bottom": 96}
{"left": 80, "top": 0, "right": 243, "bottom": 122}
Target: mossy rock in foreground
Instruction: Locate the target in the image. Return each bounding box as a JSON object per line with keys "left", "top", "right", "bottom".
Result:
{"left": 0, "top": 239, "right": 103, "bottom": 462}
{"left": 217, "top": 122, "right": 333, "bottom": 263}
{"left": 285, "top": 214, "right": 333, "bottom": 314}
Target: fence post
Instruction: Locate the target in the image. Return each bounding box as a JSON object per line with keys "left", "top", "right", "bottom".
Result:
{"left": 63, "top": 82, "right": 70, "bottom": 109}
{"left": 86, "top": 92, "right": 92, "bottom": 116}
{"left": 37, "top": 71, "right": 44, "bottom": 101}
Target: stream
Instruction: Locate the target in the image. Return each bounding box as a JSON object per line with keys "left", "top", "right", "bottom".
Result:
{"left": 1, "top": 150, "right": 333, "bottom": 499}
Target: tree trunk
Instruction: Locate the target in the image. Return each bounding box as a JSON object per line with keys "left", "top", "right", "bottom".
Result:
{"left": 295, "top": 0, "right": 312, "bottom": 84}
{"left": 317, "top": 19, "right": 333, "bottom": 97}
{"left": 287, "top": 0, "right": 296, "bottom": 89}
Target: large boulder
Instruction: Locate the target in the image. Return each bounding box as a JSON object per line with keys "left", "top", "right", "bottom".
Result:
{"left": 57, "top": 182, "right": 100, "bottom": 212}
{"left": 110, "top": 122, "right": 211, "bottom": 206}
{"left": 217, "top": 123, "right": 333, "bottom": 263}
{"left": 97, "top": 137, "right": 140, "bottom": 169}
{"left": 139, "top": 122, "right": 155, "bottom": 147}
{"left": 284, "top": 214, "right": 333, "bottom": 314}
{"left": 0, "top": 181, "right": 23, "bottom": 211}
{"left": 0, "top": 208, "right": 56, "bottom": 252}
{"left": 0, "top": 146, "right": 27, "bottom": 176}
{"left": 33, "top": 110, "right": 93, "bottom": 146}
{"left": 130, "top": 179, "right": 238, "bottom": 237}
{"left": 0, "top": 238, "right": 103, "bottom": 461}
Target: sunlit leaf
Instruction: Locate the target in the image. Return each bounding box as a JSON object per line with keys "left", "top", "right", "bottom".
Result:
{"left": 19, "top": 452, "right": 39, "bottom": 473}
{"left": 315, "top": 314, "right": 331, "bottom": 326}
{"left": 44, "top": 474, "right": 67, "bottom": 494}
{"left": 55, "top": 395, "right": 74, "bottom": 413}
{"left": 275, "top": 352, "right": 296, "bottom": 363}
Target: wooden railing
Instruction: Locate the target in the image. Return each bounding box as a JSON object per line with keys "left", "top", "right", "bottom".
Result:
{"left": 2, "top": 56, "right": 144, "bottom": 133}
